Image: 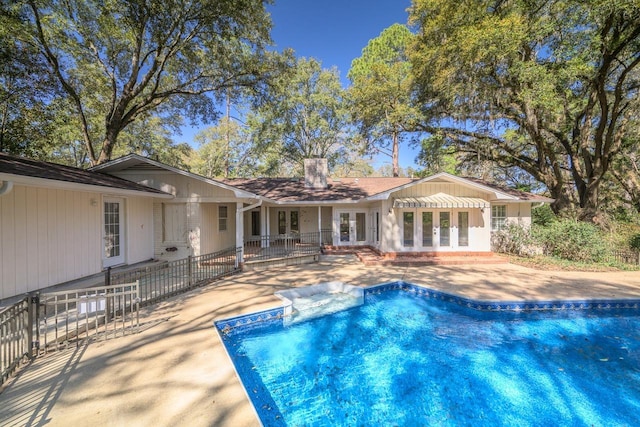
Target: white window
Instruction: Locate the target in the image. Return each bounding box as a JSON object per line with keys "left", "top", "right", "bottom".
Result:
{"left": 458, "top": 211, "right": 469, "bottom": 246}
{"left": 219, "top": 205, "right": 228, "bottom": 232}
{"left": 403, "top": 212, "right": 414, "bottom": 247}
{"left": 163, "top": 203, "right": 186, "bottom": 242}
{"left": 491, "top": 205, "right": 507, "bottom": 231}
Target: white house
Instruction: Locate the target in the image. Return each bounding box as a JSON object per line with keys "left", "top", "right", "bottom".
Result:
{"left": 94, "top": 155, "right": 551, "bottom": 258}
{"left": 1, "top": 153, "right": 552, "bottom": 301}
{"left": 0, "top": 153, "right": 172, "bottom": 300}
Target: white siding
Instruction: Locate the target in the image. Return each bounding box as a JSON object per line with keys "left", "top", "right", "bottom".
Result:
{"left": 379, "top": 182, "right": 495, "bottom": 253}
{"left": 393, "top": 181, "right": 488, "bottom": 199}
{"left": 113, "top": 171, "right": 238, "bottom": 200}
{"left": 507, "top": 203, "right": 532, "bottom": 227}
{"left": 199, "top": 203, "right": 236, "bottom": 255}
{"left": 299, "top": 207, "right": 318, "bottom": 234}
{"left": 126, "top": 197, "right": 155, "bottom": 264}
{"left": 0, "top": 185, "right": 102, "bottom": 300}
{"left": 153, "top": 201, "right": 201, "bottom": 260}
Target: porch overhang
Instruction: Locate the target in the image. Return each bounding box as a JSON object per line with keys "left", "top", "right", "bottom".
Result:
{"left": 393, "top": 195, "right": 490, "bottom": 209}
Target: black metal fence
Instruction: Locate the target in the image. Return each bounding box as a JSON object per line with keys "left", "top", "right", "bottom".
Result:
{"left": 611, "top": 250, "right": 640, "bottom": 266}
{"left": 38, "top": 282, "right": 140, "bottom": 352}
{"left": 0, "top": 246, "right": 242, "bottom": 386}
{"left": 243, "top": 231, "right": 328, "bottom": 262}
{"left": 107, "top": 246, "right": 242, "bottom": 307}
{"left": 0, "top": 296, "right": 35, "bottom": 386}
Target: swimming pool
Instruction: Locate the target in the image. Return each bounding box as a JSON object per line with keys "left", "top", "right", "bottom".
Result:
{"left": 215, "top": 281, "right": 640, "bottom": 426}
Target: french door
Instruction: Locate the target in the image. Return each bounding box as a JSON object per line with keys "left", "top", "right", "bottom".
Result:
{"left": 103, "top": 198, "right": 125, "bottom": 267}
{"left": 338, "top": 211, "right": 367, "bottom": 245}
{"left": 419, "top": 210, "right": 469, "bottom": 249}
{"left": 419, "top": 210, "right": 451, "bottom": 249}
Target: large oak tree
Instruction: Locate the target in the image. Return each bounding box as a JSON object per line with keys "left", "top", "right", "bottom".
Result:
{"left": 410, "top": 0, "right": 640, "bottom": 220}
{"left": 247, "top": 57, "right": 353, "bottom": 176}
{"left": 5, "top": 0, "right": 286, "bottom": 165}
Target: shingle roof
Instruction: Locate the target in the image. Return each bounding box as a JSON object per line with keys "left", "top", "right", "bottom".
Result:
{"left": 223, "top": 177, "right": 416, "bottom": 202}
{"left": 462, "top": 177, "right": 554, "bottom": 202}
{"left": 0, "top": 153, "right": 170, "bottom": 196}
{"left": 224, "top": 175, "right": 553, "bottom": 204}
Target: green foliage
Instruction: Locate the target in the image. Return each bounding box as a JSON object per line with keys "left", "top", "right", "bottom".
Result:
{"left": 6, "top": 0, "right": 285, "bottom": 165}
{"left": 491, "top": 223, "right": 538, "bottom": 257}
{"left": 533, "top": 220, "right": 608, "bottom": 263}
{"left": 192, "top": 117, "right": 256, "bottom": 178}
{"left": 246, "top": 57, "right": 354, "bottom": 176}
{"left": 532, "top": 204, "right": 557, "bottom": 227}
{"left": 630, "top": 234, "right": 640, "bottom": 251}
{"left": 409, "top": 0, "right": 640, "bottom": 220}
{"left": 347, "top": 24, "right": 421, "bottom": 177}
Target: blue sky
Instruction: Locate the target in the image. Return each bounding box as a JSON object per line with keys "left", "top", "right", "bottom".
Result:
{"left": 180, "top": 0, "right": 419, "bottom": 172}
{"left": 268, "top": 0, "right": 412, "bottom": 86}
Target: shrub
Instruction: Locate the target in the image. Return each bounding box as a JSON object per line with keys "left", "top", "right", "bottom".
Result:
{"left": 630, "top": 234, "right": 640, "bottom": 251}
{"left": 491, "top": 223, "right": 541, "bottom": 257}
{"left": 532, "top": 203, "right": 557, "bottom": 227}
{"left": 533, "top": 219, "right": 608, "bottom": 263}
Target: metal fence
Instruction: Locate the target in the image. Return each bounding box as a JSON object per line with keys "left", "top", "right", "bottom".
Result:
{"left": 1, "top": 246, "right": 243, "bottom": 386}
{"left": 244, "top": 231, "right": 328, "bottom": 262}
{"left": 38, "top": 282, "right": 140, "bottom": 352}
{"left": 611, "top": 250, "right": 640, "bottom": 266}
{"left": 108, "top": 246, "right": 242, "bottom": 307}
{"left": 1, "top": 296, "right": 36, "bottom": 385}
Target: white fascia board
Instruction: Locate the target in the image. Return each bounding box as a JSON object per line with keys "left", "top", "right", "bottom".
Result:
{"left": 92, "top": 153, "right": 259, "bottom": 199}
{"left": 424, "top": 172, "right": 519, "bottom": 200}
{"left": 0, "top": 172, "right": 174, "bottom": 199}
{"left": 267, "top": 199, "right": 365, "bottom": 206}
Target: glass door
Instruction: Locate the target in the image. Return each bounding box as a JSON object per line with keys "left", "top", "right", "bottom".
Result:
{"left": 103, "top": 198, "right": 125, "bottom": 267}
{"left": 337, "top": 211, "right": 367, "bottom": 245}
{"left": 420, "top": 210, "right": 451, "bottom": 249}
{"left": 439, "top": 212, "right": 451, "bottom": 247}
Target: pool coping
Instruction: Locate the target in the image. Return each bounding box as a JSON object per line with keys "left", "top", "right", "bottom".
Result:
{"left": 215, "top": 280, "right": 640, "bottom": 330}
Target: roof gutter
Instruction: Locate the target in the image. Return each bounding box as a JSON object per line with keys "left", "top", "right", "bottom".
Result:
{"left": 0, "top": 180, "right": 13, "bottom": 196}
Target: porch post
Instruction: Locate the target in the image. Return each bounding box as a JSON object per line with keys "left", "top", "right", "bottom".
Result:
{"left": 262, "top": 205, "right": 269, "bottom": 248}
{"left": 236, "top": 202, "right": 244, "bottom": 264}
{"left": 318, "top": 206, "right": 322, "bottom": 243}
{"left": 264, "top": 206, "right": 271, "bottom": 248}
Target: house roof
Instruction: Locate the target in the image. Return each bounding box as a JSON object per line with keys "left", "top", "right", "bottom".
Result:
{"left": 462, "top": 177, "right": 554, "bottom": 202}
{"left": 222, "top": 177, "right": 416, "bottom": 203}
{"left": 0, "top": 153, "right": 172, "bottom": 197}
{"left": 91, "top": 154, "right": 259, "bottom": 199}
{"left": 224, "top": 173, "right": 553, "bottom": 205}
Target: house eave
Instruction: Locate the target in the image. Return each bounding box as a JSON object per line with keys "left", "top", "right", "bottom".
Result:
{"left": 91, "top": 154, "right": 259, "bottom": 199}
{"left": 0, "top": 172, "right": 174, "bottom": 199}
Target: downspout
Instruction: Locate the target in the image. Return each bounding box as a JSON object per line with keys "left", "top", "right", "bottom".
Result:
{"left": 0, "top": 180, "right": 13, "bottom": 196}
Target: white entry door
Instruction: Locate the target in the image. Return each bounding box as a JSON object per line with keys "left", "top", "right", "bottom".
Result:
{"left": 338, "top": 211, "right": 367, "bottom": 245}
{"left": 420, "top": 210, "right": 451, "bottom": 249}
{"left": 103, "top": 198, "right": 125, "bottom": 267}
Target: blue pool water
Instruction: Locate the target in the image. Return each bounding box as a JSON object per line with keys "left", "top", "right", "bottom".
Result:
{"left": 216, "top": 283, "right": 640, "bottom": 426}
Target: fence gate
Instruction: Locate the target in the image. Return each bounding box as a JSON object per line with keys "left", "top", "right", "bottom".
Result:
{"left": 38, "top": 281, "right": 140, "bottom": 352}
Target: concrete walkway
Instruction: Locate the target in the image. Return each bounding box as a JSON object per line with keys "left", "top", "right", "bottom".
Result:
{"left": 1, "top": 256, "right": 640, "bottom": 427}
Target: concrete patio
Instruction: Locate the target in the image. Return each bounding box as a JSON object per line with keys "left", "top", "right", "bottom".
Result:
{"left": 2, "top": 255, "right": 640, "bottom": 427}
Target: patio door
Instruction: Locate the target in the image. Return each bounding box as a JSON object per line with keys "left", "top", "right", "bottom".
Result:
{"left": 103, "top": 198, "right": 125, "bottom": 267}
{"left": 420, "top": 210, "right": 451, "bottom": 249}
{"left": 337, "top": 210, "right": 367, "bottom": 245}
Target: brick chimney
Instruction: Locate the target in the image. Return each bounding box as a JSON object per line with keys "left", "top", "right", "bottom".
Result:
{"left": 304, "top": 158, "right": 328, "bottom": 189}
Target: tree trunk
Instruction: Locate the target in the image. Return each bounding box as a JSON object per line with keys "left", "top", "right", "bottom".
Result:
{"left": 95, "top": 123, "right": 121, "bottom": 165}
{"left": 392, "top": 129, "right": 399, "bottom": 177}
